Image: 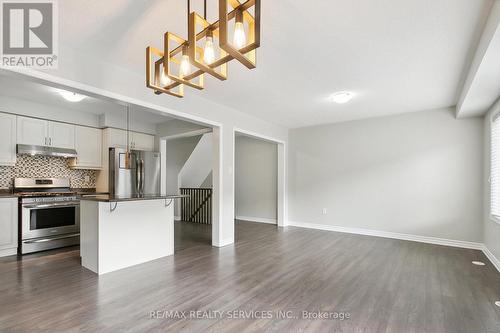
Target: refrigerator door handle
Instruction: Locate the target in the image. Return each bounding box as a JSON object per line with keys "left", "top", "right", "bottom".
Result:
{"left": 140, "top": 159, "right": 145, "bottom": 194}
{"left": 135, "top": 155, "right": 140, "bottom": 194}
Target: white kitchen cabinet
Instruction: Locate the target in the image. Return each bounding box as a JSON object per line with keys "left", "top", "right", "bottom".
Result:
{"left": 48, "top": 121, "right": 75, "bottom": 149}
{"left": 16, "top": 116, "right": 47, "bottom": 146}
{"left": 0, "top": 113, "right": 16, "bottom": 166}
{"left": 104, "top": 128, "right": 154, "bottom": 151}
{"left": 69, "top": 126, "right": 102, "bottom": 169}
{"left": 106, "top": 128, "right": 128, "bottom": 148}
{"left": 0, "top": 198, "right": 18, "bottom": 257}
{"left": 131, "top": 132, "right": 155, "bottom": 151}
{"left": 17, "top": 116, "right": 75, "bottom": 149}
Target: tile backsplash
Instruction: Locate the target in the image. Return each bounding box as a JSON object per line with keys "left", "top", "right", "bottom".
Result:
{"left": 0, "top": 155, "right": 97, "bottom": 189}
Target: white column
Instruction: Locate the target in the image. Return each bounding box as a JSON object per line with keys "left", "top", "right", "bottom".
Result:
{"left": 211, "top": 126, "right": 235, "bottom": 247}
{"left": 277, "top": 143, "right": 287, "bottom": 227}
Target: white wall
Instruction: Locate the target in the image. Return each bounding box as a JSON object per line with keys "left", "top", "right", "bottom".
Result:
{"left": 235, "top": 135, "right": 278, "bottom": 223}
{"left": 288, "top": 108, "right": 484, "bottom": 242}
{"left": 99, "top": 110, "right": 157, "bottom": 135}
{"left": 178, "top": 133, "right": 213, "bottom": 188}
{"left": 483, "top": 98, "right": 500, "bottom": 266}
{"left": 155, "top": 119, "right": 211, "bottom": 151}
{"left": 157, "top": 119, "right": 209, "bottom": 137}
{"left": 165, "top": 135, "right": 202, "bottom": 217}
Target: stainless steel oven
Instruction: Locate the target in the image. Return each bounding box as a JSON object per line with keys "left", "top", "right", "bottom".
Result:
{"left": 21, "top": 198, "right": 80, "bottom": 239}
{"left": 15, "top": 178, "right": 81, "bottom": 254}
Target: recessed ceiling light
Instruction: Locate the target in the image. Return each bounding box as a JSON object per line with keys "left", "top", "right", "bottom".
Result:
{"left": 59, "top": 90, "right": 86, "bottom": 102}
{"left": 329, "top": 91, "right": 354, "bottom": 104}
{"left": 472, "top": 261, "right": 485, "bottom": 266}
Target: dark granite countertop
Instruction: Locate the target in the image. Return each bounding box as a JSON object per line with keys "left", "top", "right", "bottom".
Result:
{"left": 0, "top": 189, "right": 16, "bottom": 198}
{"left": 76, "top": 192, "right": 110, "bottom": 197}
{"left": 0, "top": 189, "right": 108, "bottom": 198}
{"left": 80, "top": 194, "right": 188, "bottom": 202}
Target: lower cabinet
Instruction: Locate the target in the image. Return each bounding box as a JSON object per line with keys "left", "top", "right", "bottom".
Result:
{"left": 0, "top": 198, "right": 18, "bottom": 257}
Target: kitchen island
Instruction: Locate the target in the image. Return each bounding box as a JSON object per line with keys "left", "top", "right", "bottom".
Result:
{"left": 80, "top": 194, "right": 186, "bottom": 275}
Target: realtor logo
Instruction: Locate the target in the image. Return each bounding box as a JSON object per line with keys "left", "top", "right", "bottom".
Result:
{"left": 1, "top": 0, "right": 58, "bottom": 68}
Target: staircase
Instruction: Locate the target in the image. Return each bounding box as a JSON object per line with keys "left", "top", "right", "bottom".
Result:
{"left": 180, "top": 188, "right": 212, "bottom": 224}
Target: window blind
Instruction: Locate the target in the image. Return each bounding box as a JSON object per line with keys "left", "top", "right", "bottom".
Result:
{"left": 491, "top": 114, "right": 500, "bottom": 218}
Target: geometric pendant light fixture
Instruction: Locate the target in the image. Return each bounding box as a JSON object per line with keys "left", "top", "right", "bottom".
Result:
{"left": 146, "top": 0, "right": 261, "bottom": 98}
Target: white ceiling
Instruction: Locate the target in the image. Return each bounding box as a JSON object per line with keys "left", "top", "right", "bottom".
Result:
{"left": 55, "top": 0, "right": 494, "bottom": 128}
{"left": 0, "top": 75, "right": 175, "bottom": 125}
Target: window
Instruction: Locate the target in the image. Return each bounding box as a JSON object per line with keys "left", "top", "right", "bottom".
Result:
{"left": 491, "top": 114, "right": 500, "bottom": 221}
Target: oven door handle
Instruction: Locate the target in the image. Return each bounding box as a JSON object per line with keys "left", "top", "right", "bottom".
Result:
{"left": 23, "top": 233, "right": 80, "bottom": 244}
{"left": 23, "top": 202, "right": 80, "bottom": 209}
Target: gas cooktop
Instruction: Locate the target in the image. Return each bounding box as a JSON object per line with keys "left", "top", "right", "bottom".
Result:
{"left": 14, "top": 178, "right": 75, "bottom": 198}
{"left": 15, "top": 191, "right": 77, "bottom": 197}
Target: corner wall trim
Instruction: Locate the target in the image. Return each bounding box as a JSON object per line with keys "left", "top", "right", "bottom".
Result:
{"left": 287, "top": 221, "right": 484, "bottom": 250}
{"left": 212, "top": 238, "right": 234, "bottom": 248}
{"left": 236, "top": 216, "right": 277, "bottom": 225}
{"left": 482, "top": 245, "right": 500, "bottom": 273}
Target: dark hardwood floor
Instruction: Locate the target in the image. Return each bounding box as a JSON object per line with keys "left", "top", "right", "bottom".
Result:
{"left": 1, "top": 221, "right": 499, "bottom": 332}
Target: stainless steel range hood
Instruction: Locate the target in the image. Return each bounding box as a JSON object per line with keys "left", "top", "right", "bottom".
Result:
{"left": 17, "top": 144, "right": 78, "bottom": 158}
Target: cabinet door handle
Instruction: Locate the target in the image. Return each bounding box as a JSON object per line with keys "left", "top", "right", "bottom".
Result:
{"left": 49, "top": 137, "right": 52, "bottom": 146}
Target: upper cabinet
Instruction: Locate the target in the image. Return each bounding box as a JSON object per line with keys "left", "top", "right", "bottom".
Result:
{"left": 0, "top": 113, "right": 16, "bottom": 166}
{"left": 106, "top": 128, "right": 128, "bottom": 148}
{"left": 69, "top": 126, "right": 102, "bottom": 170}
{"left": 17, "top": 116, "right": 75, "bottom": 149}
{"left": 16, "top": 116, "right": 47, "bottom": 146}
{"left": 47, "top": 122, "right": 75, "bottom": 149}
{"left": 104, "top": 128, "right": 155, "bottom": 151}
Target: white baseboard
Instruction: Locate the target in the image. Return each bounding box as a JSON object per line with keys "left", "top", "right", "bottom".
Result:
{"left": 213, "top": 238, "right": 234, "bottom": 248}
{"left": 482, "top": 245, "right": 500, "bottom": 273}
{"left": 236, "top": 215, "right": 277, "bottom": 225}
{"left": 0, "top": 248, "right": 17, "bottom": 258}
{"left": 287, "top": 221, "right": 484, "bottom": 250}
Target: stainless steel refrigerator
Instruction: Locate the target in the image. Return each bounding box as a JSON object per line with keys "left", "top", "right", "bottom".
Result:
{"left": 109, "top": 148, "right": 161, "bottom": 196}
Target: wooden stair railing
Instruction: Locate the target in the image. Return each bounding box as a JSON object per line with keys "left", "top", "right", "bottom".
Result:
{"left": 180, "top": 188, "right": 212, "bottom": 224}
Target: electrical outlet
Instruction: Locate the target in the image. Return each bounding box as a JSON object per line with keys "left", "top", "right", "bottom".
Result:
{"left": 322, "top": 208, "right": 327, "bottom": 215}
{"left": 84, "top": 175, "right": 90, "bottom": 183}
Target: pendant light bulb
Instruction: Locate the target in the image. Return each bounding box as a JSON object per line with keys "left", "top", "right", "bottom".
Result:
{"left": 180, "top": 55, "right": 191, "bottom": 76}
{"left": 233, "top": 21, "right": 246, "bottom": 49}
{"left": 203, "top": 36, "right": 215, "bottom": 64}
{"left": 160, "top": 70, "right": 171, "bottom": 86}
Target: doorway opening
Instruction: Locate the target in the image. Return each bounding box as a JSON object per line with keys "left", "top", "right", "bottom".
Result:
{"left": 234, "top": 130, "right": 286, "bottom": 241}
{"left": 159, "top": 125, "right": 215, "bottom": 251}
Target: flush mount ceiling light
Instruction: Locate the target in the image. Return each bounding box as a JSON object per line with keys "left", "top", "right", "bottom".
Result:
{"left": 329, "top": 91, "right": 354, "bottom": 104}
{"left": 59, "top": 90, "right": 86, "bottom": 102}
{"left": 146, "top": 0, "right": 260, "bottom": 98}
